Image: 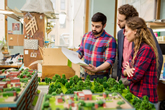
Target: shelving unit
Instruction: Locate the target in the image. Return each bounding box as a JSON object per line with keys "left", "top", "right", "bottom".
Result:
{"left": 146, "top": 22, "right": 165, "bottom": 29}
{"left": 146, "top": 22, "right": 165, "bottom": 45}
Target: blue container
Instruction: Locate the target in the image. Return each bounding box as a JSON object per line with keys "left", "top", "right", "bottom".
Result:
{"left": 163, "top": 63, "right": 165, "bottom": 79}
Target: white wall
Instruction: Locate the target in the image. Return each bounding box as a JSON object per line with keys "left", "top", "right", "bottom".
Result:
{"left": 72, "top": 0, "right": 85, "bottom": 48}
{"left": 48, "top": 0, "right": 85, "bottom": 48}
{"left": 160, "top": 0, "right": 165, "bottom": 19}
{"left": 88, "top": 0, "right": 116, "bottom": 37}
{"left": 0, "top": 0, "right": 5, "bottom": 41}
{"left": 116, "top": 0, "right": 155, "bottom": 37}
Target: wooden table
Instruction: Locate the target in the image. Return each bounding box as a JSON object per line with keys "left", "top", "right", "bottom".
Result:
{"left": 0, "top": 64, "right": 22, "bottom": 70}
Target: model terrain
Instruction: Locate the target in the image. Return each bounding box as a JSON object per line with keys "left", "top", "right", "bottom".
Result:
{"left": 0, "top": 68, "right": 38, "bottom": 110}
{"left": 40, "top": 74, "right": 156, "bottom": 110}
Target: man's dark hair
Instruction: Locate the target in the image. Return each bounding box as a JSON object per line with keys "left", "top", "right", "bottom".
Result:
{"left": 91, "top": 12, "right": 107, "bottom": 25}
{"left": 118, "top": 4, "right": 139, "bottom": 20}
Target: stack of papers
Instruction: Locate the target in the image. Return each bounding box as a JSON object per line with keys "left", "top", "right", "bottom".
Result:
{"left": 61, "top": 47, "right": 88, "bottom": 66}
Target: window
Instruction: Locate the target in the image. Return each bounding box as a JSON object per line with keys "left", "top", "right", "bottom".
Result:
{"left": 60, "top": 0, "right": 65, "bottom": 10}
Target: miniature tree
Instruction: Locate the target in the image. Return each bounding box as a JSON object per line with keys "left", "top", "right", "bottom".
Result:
{"left": 38, "top": 77, "right": 40, "bottom": 82}
{"left": 79, "top": 77, "right": 82, "bottom": 81}
{"left": 77, "top": 80, "right": 84, "bottom": 91}
{"left": 85, "top": 103, "right": 94, "bottom": 110}
{"left": 62, "top": 74, "right": 66, "bottom": 79}
{"left": 69, "top": 106, "right": 72, "bottom": 110}
{"left": 45, "top": 77, "right": 49, "bottom": 84}
{"left": 134, "top": 102, "right": 141, "bottom": 110}
{"left": 111, "top": 85, "right": 118, "bottom": 93}
{"left": 86, "top": 75, "right": 90, "bottom": 80}
{"left": 117, "top": 101, "right": 125, "bottom": 109}
{"left": 103, "top": 82, "right": 108, "bottom": 89}
{"left": 63, "top": 108, "right": 69, "bottom": 110}
{"left": 84, "top": 79, "right": 92, "bottom": 89}
{"left": 44, "top": 101, "right": 50, "bottom": 108}
{"left": 65, "top": 82, "right": 70, "bottom": 89}
{"left": 98, "top": 85, "right": 103, "bottom": 92}
{"left": 139, "top": 100, "right": 153, "bottom": 110}
{"left": 52, "top": 92, "right": 56, "bottom": 96}
{"left": 96, "top": 77, "right": 100, "bottom": 83}
{"left": 2, "top": 69, "right": 5, "bottom": 73}
{"left": 142, "top": 95, "right": 148, "bottom": 101}
{"left": 125, "top": 92, "right": 133, "bottom": 102}
{"left": 118, "top": 80, "right": 123, "bottom": 84}
{"left": 112, "top": 92, "right": 117, "bottom": 96}
{"left": 78, "top": 100, "right": 85, "bottom": 106}
{"left": 91, "top": 89, "right": 95, "bottom": 93}
{"left": 103, "top": 76, "right": 107, "bottom": 82}
{"left": 21, "top": 68, "right": 24, "bottom": 71}
{"left": 61, "top": 78, "right": 66, "bottom": 85}
{"left": 132, "top": 97, "right": 141, "bottom": 105}
{"left": 94, "top": 82, "right": 100, "bottom": 92}
{"left": 46, "top": 94, "right": 52, "bottom": 100}
{"left": 27, "top": 74, "right": 31, "bottom": 79}
{"left": 126, "top": 86, "right": 130, "bottom": 93}
{"left": 65, "top": 89, "right": 73, "bottom": 94}
{"left": 97, "top": 100, "right": 104, "bottom": 106}
{"left": 69, "top": 77, "right": 74, "bottom": 85}
{"left": 73, "top": 75, "right": 79, "bottom": 84}
{"left": 32, "top": 71, "right": 35, "bottom": 75}
{"left": 139, "top": 95, "right": 155, "bottom": 110}
{"left": 93, "top": 78, "right": 96, "bottom": 84}
{"left": 20, "top": 74, "right": 23, "bottom": 78}
{"left": 52, "top": 74, "right": 61, "bottom": 82}
{"left": 107, "top": 78, "right": 117, "bottom": 88}
{"left": 104, "top": 91, "right": 109, "bottom": 96}
{"left": 62, "top": 96, "right": 65, "bottom": 101}
{"left": 48, "top": 78, "right": 52, "bottom": 83}
{"left": 74, "top": 93, "right": 78, "bottom": 101}
{"left": 55, "top": 88, "right": 63, "bottom": 94}
{"left": 99, "top": 78, "right": 103, "bottom": 84}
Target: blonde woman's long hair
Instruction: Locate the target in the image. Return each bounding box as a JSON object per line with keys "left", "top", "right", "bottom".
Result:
{"left": 126, "top": 17, "right": 159, "bottom": 69}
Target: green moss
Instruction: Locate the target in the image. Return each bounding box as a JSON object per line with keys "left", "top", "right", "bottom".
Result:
{"left": 60, "top": 83, "right": 67, "bottom": 94}
{"left": 39, "top": 82, "right": 49, "bottom": 85}
{"left": 0, "top": 97, "right": 5, "bottom": 102}
{"left": 49, "top": 97, "right": 64, "bottom": 109}
{"left": 32, "top": 96, "right": 38, "bottom": 106}
{"left": 37, "top": 90, "right": 40, "bottom": 94}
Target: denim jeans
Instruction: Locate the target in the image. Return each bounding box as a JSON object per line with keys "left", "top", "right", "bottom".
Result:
{"left": 150, "top": 102, "right": 159, "bottom": 110}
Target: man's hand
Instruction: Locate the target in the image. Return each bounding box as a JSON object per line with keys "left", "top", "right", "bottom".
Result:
{"left": 81, "top": 64, "right": 98, "bottom": 75}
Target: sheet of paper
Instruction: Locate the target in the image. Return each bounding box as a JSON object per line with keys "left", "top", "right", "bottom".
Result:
{"left": 62, "top": 47, "right": 88, "bottom": 66}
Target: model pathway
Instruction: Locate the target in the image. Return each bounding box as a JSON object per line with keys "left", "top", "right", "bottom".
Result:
{"left": 34, "top": 85, "right": 49, "bottom": 110}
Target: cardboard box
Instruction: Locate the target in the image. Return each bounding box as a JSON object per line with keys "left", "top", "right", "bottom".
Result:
{"left": 41, "top": 48, "right": 80, "bottom": 79}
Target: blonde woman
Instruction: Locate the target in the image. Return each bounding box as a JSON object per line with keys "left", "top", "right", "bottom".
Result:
{"left": 123, "top": 17, "right": 158, "bottom": 109}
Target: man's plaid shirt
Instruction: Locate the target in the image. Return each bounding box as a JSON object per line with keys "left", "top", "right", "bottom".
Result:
{"left": 77, "top": 30, "right": 116, "bottom": 74}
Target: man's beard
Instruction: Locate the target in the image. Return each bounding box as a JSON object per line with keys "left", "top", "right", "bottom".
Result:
{"left": 92, "top": 28, "right": 103, "bottom": 35}
{"left": 118, "top": 24, "right": 125, "bottom": 29}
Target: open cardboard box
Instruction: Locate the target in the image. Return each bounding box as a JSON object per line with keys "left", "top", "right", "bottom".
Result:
{"left": 41, "top": 48, "right": 80, "bottom": 79}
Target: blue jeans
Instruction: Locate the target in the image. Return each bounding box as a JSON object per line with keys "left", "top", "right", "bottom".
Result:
{"left": 150, "top": 102, "right": 159, "bottom": 110}
{"left": 84, "top": 72, "right": 109, "bottom": 81}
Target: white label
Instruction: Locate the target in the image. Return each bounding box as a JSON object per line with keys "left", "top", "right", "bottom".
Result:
{"left": 25, "top": 50, "right": 28, "bottom": 54}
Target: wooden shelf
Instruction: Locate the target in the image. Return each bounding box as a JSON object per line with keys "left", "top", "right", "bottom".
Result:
{"left": 147, "top": 22, "right": 165, "bottom": 28}
{"left": 158, "top": 41, "right": 165, "bottom": 44}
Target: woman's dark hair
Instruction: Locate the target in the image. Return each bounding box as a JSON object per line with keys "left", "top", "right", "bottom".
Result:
{"left": 91, "top": 12, "right": 107, "bottom": 25}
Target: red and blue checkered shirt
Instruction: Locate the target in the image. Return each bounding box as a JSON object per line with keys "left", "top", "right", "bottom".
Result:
{"left": 122, "top": 43, "right": 158, "bottom": 103}
{"left": 77, "top": 30, "right": 116, "bottom": 74}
